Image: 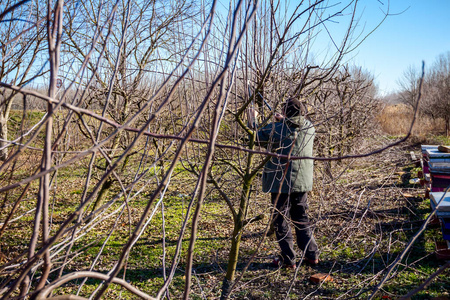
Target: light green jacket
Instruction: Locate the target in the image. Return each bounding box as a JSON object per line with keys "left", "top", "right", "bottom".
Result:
{"left": 256, "top": 116, "right": 315, "bottom": 193}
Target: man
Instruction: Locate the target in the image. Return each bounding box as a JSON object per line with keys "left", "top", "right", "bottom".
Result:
{"left": 249, "top": 98, "right": 319, "bottom": 268}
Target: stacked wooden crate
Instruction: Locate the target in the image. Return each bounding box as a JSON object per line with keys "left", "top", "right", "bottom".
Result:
{"left": 430, "top": 192, "right": 450, "bottom": 259}
{"left": 430, "top": 193, "right": 450, "bottom": 237}
{"left": 420, "top": 145, "right": 450, "bottom": 258}
{"left": 420, "top": 145, "right": 436, "bottom": 197}
{"left": 421, "top": 145, "right": 450, "bottom": 259}
{"left": 421, "top": 145, "right": 450, "bottom": 191}
{"left": 426, "top": 147, "right": 450, "bottom": 191}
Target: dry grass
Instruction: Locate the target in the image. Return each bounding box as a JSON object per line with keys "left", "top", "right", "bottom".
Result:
{"left": 377, "top": 103, "right": 446, "bottom": 137}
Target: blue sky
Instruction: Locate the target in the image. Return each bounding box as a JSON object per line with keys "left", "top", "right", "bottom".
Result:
{"left": 215, "top": 1, "right": 450, "bottom": 96}
{"left": 346, "top": 0, "right": 450, "bottom": 95}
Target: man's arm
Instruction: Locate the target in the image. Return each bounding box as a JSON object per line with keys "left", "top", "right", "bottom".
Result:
{"left": 247, "top": 107, "right": 258, "bottom": 129}
{"left": 248, "top": 108, "right": 287, "bottom": 148}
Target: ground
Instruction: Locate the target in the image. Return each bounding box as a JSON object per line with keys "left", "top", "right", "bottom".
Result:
{"left": 1, "top": 136, "right": 450, "bottom": 299}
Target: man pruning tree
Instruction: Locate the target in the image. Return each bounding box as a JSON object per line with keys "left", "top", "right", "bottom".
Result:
{"left": 248, "top": 98, "right": 319, "bottom": 268}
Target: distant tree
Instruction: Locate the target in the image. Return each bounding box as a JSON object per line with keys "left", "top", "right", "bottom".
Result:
{"left": 312, "top": 66, "right": 378, "bottom": 158}
{"left": 424, "top": 52, "right": 450, "bottom": 136}
{"left": 379, "top": 92, "right": 401, "bottom": 104}
{"left": 397, "top": 65, "right": 421, "bottom": 109}
{"left": 61, "top": 0, "right": 200, "bottom": 212}
{"left": 397, "top": 52, "right": 450, "bottom": 136}
{"left": 0, "top": 0, "right": 46, "bottom": 160}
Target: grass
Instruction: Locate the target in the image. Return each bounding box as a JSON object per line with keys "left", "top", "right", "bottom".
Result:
{"left": 432, "top": 134, "right": 450, "bottom": 146}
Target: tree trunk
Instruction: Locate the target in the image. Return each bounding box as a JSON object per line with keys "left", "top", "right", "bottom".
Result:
{"left": 0, "top": 116, "right": 8, "bottom": 161}
{"left": 221, "top": 220, "right": 244, "bottom": 300}
{"left": 220, "top": 180, "right": 251, "bottom": 300}
{"left": 91, "top": 178, "right": 114, "bottom": 214}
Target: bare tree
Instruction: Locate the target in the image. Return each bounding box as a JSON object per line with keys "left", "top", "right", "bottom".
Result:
{"left": 312, "top": 66, "right": 378, "bottom": 159}
{"left": 424, "top": 52, "right": 450, "bottom": 136}
{"left": 196, "top": 2, "right": 377, "bottom": 298}
{"left": 0, "top": 0, "right": 46, "bottom": 160}
{"left": 61, "top": 0, "right": 200, "bottom": 214}
{"left": 398, "top": 51, "right": 450, "bottom": 136}
{"left": 397, "top": 65, "right": 421, "bottom": 109}
{"left": 1, "top": 1, "right": 435, "bottom": 300}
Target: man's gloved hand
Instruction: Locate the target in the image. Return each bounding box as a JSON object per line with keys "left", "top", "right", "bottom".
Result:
{"left": 247, "top": 107, "right": 258, "bottom": 122}
{"left": 274, "top": 112, "right": 284, "bottom": 122}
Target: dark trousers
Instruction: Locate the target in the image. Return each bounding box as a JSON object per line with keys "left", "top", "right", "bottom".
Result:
{"left": 271, "top": 192, "right": 319, "bottom": 265}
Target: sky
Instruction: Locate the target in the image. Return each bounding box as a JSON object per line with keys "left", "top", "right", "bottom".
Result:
{"left": 344, "top": 0, "right": 450, "bottom": 96}
{"left": 215, "top": 0, "right": 450, "bottom": 96}
{"left": 18, "top": 0, "right": 450, "bottom": 97}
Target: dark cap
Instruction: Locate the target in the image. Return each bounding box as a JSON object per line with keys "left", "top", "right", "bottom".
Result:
{"left": 283, "top": 98, "right": 306, "bottom": 118}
